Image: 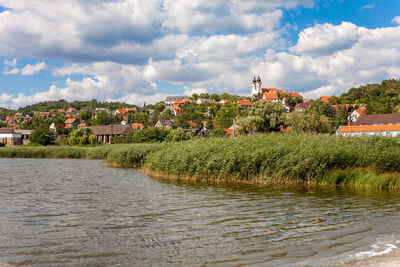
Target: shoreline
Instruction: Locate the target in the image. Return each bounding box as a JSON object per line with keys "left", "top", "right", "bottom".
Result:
{"left": 341, "top": 247, "right": 400, "bottom": 267}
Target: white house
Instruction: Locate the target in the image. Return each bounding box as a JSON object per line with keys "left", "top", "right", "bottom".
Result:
{"left": 337, "top": 125, "right": 400, "bottom": 137}
{"left": 347, "top": 109, "right": 366, "bottom": 123}
{"left": 0, "top": 128, "right": 22, "bottom": 145}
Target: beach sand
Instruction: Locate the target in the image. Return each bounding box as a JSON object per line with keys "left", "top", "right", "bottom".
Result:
{"left": 341, "top": 247, "right": 400, "bottom": 267}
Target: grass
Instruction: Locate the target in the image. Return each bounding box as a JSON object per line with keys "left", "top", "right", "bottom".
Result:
{"left": 2, "top": 134, "right": 400, "bottom": 188}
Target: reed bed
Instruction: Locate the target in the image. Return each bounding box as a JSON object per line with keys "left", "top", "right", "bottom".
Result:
{"left": 2, "top": 134, "right": 400, "bottom": 188}
{"left": 143, "top": 134, "right": 400, "bottom": 188}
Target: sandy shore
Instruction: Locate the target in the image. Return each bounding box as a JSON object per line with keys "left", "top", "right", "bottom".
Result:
{"left": 341, "top": 247, "right": 400, "bottom": 267}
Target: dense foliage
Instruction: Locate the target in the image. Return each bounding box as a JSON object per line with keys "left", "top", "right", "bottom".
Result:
{"left": 335, "top": 79, "right": 400, "bottom": 114}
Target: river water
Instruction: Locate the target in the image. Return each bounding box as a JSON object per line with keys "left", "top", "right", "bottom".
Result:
{"left": 1, "top": 158, "right": 400, "bottom": 266}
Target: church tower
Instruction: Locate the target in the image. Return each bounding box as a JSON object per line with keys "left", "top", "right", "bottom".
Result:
{"left": 256, "top": 75, "right": 262, "bottom": 95}
{"left": 251, "top": 76, "right": 258, "bottom": 95}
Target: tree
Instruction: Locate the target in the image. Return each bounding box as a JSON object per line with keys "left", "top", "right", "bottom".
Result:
{"left": 238, "top": 102, "right": 287, "bottom": 133}
{"left": 29, "top": 126, "right": 52, "bottom": 146}
{"left": 289, "top": 111, "right": 332, "bottom": 134}
{"left": 68, "top": 127, "right": 98, "bottom": 146}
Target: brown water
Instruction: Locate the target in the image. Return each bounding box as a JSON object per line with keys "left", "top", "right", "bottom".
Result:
{"left": 1, "top": 158, "right": 400, "bottom": 266}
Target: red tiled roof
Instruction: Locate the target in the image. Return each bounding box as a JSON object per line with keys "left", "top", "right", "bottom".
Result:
{"left": 264, "top": 92, "right": 279, "bottom": 100}
{"left": 238, "top": 100, "right": 253, "bottom": 106}
{"left": 262, "top": 88, "right": 278, "bottom": 93}
{"left": 65, "top": 118, "right": 77, "bottom": 124}
{"left": 321, "top": 96, "right": 332, "bottom": 103}
{"left": 260, "top": 99, "right": 271, "bottom": 103}
{"left": 189, "top": 121, "right": 197, "bottom": 127}
{"left": 354, "top": 109, "right": 366, "bottom": 115}
{"left": 174, "top": 108, "right": 184, "bottom": 114}
{"left": 131, "top": 123, "right": 144, "bottom": 130}
{"left": 295, "top": 101, "right": 312, "bottom": 109}
{"left": 338, "top": 124, "right": 400, "bottom": 133}
{"left": 173, "top": 101, "right": 186, "bottom": 106}
{"left": 288, "top": 92, "right": 303, "bottom": 98}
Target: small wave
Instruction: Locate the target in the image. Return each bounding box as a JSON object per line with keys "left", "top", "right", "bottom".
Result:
{"left": 354, "top": 238, "right": 400, "bottom": 258}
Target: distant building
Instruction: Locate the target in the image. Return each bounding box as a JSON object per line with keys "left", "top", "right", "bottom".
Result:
{"left": 337, "top": 125, "right": 400, "bottom": 137}
{"left": 238, "top": 100, "right": 253, "bottom": 108}
{"left": 88, "top": 125, "right": 132, "bottom": 144}
{"left": 155, "top": 119, "right": 173, "bottom": 128}
{"left": 165, "top": 96, "right": 188, "bottom": 105}
{"left": 348, "top": 109, "right": 366, "bottom": 123}
{"left": 320, "top": 96, "right": 332, "bottom": 103}
{"left": 295, "top": 101, "right": 312, "bottom": 112}
{"left": 17, "top": 129, "right": 33, "bottom": 145}
{"left": 64, "top": 118, "right": 80, "bottom": 129}
{"left": 196, "top": 98, "right": 213, "bottom": 105}
{"left": 131, "top": 123, "right": 144, "bottom": 130}
{"left": 0, "top": 128, "right": 22, "bottom": 145}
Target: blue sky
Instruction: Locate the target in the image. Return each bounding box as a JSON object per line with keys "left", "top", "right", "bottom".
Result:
{"left": 0, "top": 0, "right": 400, "bottom": 108}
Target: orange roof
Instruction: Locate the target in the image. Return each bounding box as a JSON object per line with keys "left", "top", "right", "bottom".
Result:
{"left": 288, "top": 92, "right": 303, "bottom": 98}
{"left": 260, "top": 99, "right": 271, "bottom": 103}
{"left": 131, "top": 123, "right": 144, "bottom": 130}
{"left": 354, "top": 109, "right": 366, "bottom": 115}
{"left": 173, "top": 101, "right": 186, "bottom": 106}
{"left": 188, "top": 121, "right": 197, "bottom": 127}
{"left": 264, "top": 92, "right": 279, "bottom": 100}
{"left": 65, "top": 118, "right": 77, "bottom": 124}
{"left": 321, "top": 96, "right": 332, "bottom": 103}
{"left": 238, "top": 100, "right": 253, "bottom": 106}
{"left": 224, "top": 129, "right": 238, "bottom": 136}
{"left": 174, "top": 108, "right": 184, "bottom": 114}
{"left": 277, "top": 89, "right": 286, "bottom": 94}
{"left": 262, "top": 88, "right": 278, "bottom": 93}
{"left": 125, "top": 108, "right": 137, "bottom": 111}
{"left": 338, "top": 124, "right": 400, "bottom": 133}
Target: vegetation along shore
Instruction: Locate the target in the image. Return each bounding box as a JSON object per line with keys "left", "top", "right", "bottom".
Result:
{"left": 2, "top": 133, "right": 400, "bottom": 189}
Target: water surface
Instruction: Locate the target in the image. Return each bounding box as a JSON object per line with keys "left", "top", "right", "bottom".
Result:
{"left": 1, "top": 158, "right": 400, "bottom": 266}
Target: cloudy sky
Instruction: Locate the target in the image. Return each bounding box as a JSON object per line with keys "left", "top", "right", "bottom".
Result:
{"left": 0, "top": 0, "right": 400, "bottom": 109}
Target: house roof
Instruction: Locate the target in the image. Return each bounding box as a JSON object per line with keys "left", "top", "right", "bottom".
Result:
{"left": 65, "top": 118, "right": 78, "bottom": 124}
{"left": 354, "top": 109, "right": 366, "bottom": 115}
{"left": 131, "top": 123, "right": 144, "bottom": 130}
{"left": 264, "top": 92, "right": 279, "bottom": 100}
{"left": 261, "top": 88, "right": 278, "bottom": 93}
{"left": 157, "top": 119, "right": 172, "bottom": 126}
{"left": 338, "top": 124, "right": 400, "bottom": 133}
{"left": 89, "top": 125, "right": 132, "bottom": 135}
{"left": 173, "top": 101, "right": 186, "bottom": 106}
{"left": 0, "top": 128, "right": 19, "bottom": 134}
{"left": 16, "top": 129, "right": 33, "bottom": 135}
{"left": 352, "top": 113, "right": 400, "bottom": 126}
{"left": 173, "top": 108, "right": 184, "bottom": 114}
{"left": 165, "top": 96, "right": 188, "bottom": 102}
{"left": 295, "top": 101, "right": 312, "bottom": 109}
{"left": 288, "top": 92, "right": 303, "bottom": 98}
{"left": 238, "top": 100, "right": 253, "bottom": 106}
{"left": 189, "top": 121, "right": 197, "bottom": 127}
{"left": 321, "top": 96, "right": 332, "bottom": 103}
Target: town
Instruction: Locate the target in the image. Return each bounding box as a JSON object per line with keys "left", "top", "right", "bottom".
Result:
{"left": 1, "top": 77, "right": 400, "bottom": 146}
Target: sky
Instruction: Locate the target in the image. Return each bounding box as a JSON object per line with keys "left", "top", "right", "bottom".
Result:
{"left": 1, "top": 0, "right": 400, "bottom": 109}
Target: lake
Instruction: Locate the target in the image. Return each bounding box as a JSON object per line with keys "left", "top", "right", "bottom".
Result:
{"left": 1, "top": 158, "right": 400, "bottom": 266}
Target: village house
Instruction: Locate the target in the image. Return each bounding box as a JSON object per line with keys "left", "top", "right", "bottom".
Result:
{"left": 89, "top": 125, "right": 132, "bottom": 144}
{"left": 64, "top": 118, "right": 80, "bottom": 129}
{"left": 113, "top": 108, "right": 137, "bottom": 120}
{"left": 165, "top": 96, "right": 188, "bottom": 105}
{"left": 263, "top": 91, "right": 280, "bottom": 102}
{"left": 0, "top": 128, "right": 22, "bottom": 145}
{"left": 337, "top": 113, "right": 400, "bottom": 136}
{"left": 347, "top": 109, "right": 366, "bottom": 123}
{"left": 155, "top": 119, "right": 173, "bottom": 128}
{"left": 131, "top": 123, "right": 144, "bottom": 130}
{"left": 18, "top": 129, "right": 33, "bottom": 145}
{"left": 219, "top": 99, "right": 231, "bottom": 105}
{"left": 320, "top": 96, "right": 332, "bottom": 103}
{"left": 295, "top": 101, "right": 312, "bottom": 112}
{"left": 196, "top": 98, "right": 213, "bottom": 105}
{"left": 238, "top": 100, "right": 253, "bottom": 108}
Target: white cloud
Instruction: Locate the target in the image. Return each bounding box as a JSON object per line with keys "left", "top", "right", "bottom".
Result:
{"left": 360, "top": 4, "right": 374, "bottom": 10}
{"left": 20, "top": 62, "right": 47, "bottom": 75}
{"left": 291, "top": 22, "right": 360, "bottom": 56}
{"left": 4, "top": 58, "right": 16, "bottom": 67}
{"left": 183, "top": 86, "right": 208, "bottom": 96}
{"left": 392, "top": 16, "right": 400, "bottom": 25}
{"left": 3, "top": 67, "right": 19, "bottom": 75}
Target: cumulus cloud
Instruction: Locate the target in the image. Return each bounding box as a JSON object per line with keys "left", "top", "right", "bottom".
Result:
{"left": 20, "top": 62, "right": 47, "bottom": 75}
{"left": 291, "top": 22, "right": 360, "bottom": 56}
{"left": 3, "top": 67, "right": 19, "bottom": 75}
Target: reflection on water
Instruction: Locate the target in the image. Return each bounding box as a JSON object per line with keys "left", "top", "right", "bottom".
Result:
{"left": 1, "top": 158, "right": 400, "bottom": 266}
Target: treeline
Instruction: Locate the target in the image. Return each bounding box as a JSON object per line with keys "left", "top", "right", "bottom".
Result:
{"left": 16, "top": 99, "right": 137, "bottom": 114}
{"left": 332, "top": 79, "right": 400, "bottom": 114}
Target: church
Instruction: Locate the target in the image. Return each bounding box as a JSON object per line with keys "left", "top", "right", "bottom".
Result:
{"left": 251, "top": 76, "right": 303, "bottom": 101}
